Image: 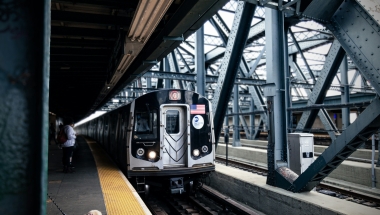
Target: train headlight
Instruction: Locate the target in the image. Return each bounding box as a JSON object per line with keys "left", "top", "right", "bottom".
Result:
{"left": 137, "top": 148, "right": 145, "bottom": 156}
{"left": 148, "top": 151, "right": 157, "bottom": 159}
{"left": 201, "top": 145, "right": 208, "bottom": 153}
{"left": 193, "top": 149, "right": 200, "bottom": 157}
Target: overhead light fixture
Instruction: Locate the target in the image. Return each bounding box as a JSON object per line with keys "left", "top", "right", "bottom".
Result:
{"left": 128, "top": 0, "right": 174, "bottom": 43}
{"left": 116, "top": 51, "right": 133, "bottom": 73}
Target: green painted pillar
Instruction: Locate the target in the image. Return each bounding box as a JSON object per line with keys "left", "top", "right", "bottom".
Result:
{"left": 0, "top": 1, "right": 50, "bottom": 214}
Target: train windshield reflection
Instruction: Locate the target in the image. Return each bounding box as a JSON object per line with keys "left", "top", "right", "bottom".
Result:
{"left": 134, "top": 111, "right": 157, "bottom": 139}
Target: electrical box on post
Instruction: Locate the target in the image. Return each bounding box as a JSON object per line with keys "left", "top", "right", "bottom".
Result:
{"left": 288, "top": 133, "right": 314, "bottom": 175}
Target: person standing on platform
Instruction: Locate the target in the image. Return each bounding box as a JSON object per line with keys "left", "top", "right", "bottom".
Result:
{"left": 62, "top": 117, "right": 76, "bottom": 173}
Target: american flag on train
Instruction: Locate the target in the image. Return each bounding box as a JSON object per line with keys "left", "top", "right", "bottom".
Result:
{"left": 190, "top": 104, "right": 205, "bottom": 114}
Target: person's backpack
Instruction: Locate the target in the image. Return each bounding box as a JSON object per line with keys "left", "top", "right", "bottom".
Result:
{"left": 57, "top": 128, "right": 67, "bottom": 144}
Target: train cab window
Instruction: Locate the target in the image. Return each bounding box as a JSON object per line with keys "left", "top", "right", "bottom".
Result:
{"left": 166, "top": 110, "right": 180, "bottom": 134}
{"left": 134, "top": 111, "right": 157, "bottom": 139}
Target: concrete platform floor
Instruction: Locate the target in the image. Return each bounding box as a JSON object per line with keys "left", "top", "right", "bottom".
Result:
{"left": 217, "top": 139, "right": 380, "bottom": 191}
{"left": 210, "top": 164, "right": 380, "bottom": 215}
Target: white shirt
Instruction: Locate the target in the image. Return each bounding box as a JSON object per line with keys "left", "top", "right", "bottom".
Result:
{"left": 63, "top": 125, "right": 76, "bottom": 147}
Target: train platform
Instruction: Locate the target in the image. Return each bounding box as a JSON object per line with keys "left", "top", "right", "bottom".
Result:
{"left": 210, "top": 163, "right": 380, "bottom": 215}
{"left": 217, "top": 139, "right": 380, "bottom": 190}
{"left": 47, "top": 136, "right": 151, "bottom": 215}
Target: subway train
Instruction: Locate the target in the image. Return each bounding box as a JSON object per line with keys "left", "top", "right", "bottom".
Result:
{"left": 76, "top": 89, "right": 215, "bottom": 195}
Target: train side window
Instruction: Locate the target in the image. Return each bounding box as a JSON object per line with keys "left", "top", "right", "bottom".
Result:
{"left": 166, "top": 110, "right": 179, "bottom": 134}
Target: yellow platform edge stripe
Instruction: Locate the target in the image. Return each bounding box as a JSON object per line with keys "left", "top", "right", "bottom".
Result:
{"left": 84, "top": 137, "right": 152, "bottom": 215}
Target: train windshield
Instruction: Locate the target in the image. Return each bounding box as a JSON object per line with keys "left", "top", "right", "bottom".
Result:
{"left": 134, "top": 111, "right": 158, "bottom": 139}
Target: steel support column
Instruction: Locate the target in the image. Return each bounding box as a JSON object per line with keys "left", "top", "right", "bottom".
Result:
{"left": 249, "top": 100, "right": 255, "bottom": 139}
{"left": 157, "top": 60, "right": 164, "bottom": 88}
{"left": 264, "top": 8, "right": 288, "bottom": 186}
{"left": 233, "top": 85, "right": 241, "bottom": 146}
{"left": 341, "top": 55, "right": 350, "bottom": 130}
{"left": 212, "top": 2, "right": 256, "bottom": 146}
{"left": 163, "top": 57, "right": 171, "bottom": 89}
{"left": 196, "top": 25, "right": 206, "bottom": 95}
{"left": 0, "top": 0, "right": 50, "bottom": 214}
{"left": 146, "top": 77, "right": 152, "bottom": 88}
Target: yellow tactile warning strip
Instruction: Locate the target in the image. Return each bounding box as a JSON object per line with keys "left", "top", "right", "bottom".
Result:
{"left": 84, "top": 137, "right": 151, "bottom": 215}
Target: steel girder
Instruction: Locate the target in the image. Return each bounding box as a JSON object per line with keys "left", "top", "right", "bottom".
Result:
{"left": 290, "top": 51, "right": 339, "bottom": 139}
{"left": 289, "top": 29, "right": 316, "bottom": 81}
{"left": 290, "top": 97, "right": 380, "bottom": 192}
{"left": 212, "top": 2, "right": 257, "bottom": 146}
{"left": 170, "top": 50, "right": 185, "bottom": 89}
{"left": 341, "top": 55, "right": 350, "bottom": 129}
{"left": 205, "top": 19, "right": 265, "bottom": 63}
{"left": 163, "top": 57, "right": 171, "bottom": 89}
{"left": 233, "top": 85, "right": 241, "bottom": 145}
{"left": 327, "top": 0, "right": 380, "bottom": 96}
{"left": 231, "top": 33, "right": 332, "bottom": 70}
{"left": 302, "top": 0, "right": 343, "bottom": 22}
{"left": 239, "top": 107, "right": 251, "bottom": 138}
{"left": 296, "top": 40, "right": 346, "bottom": 132}
{"left": 195, "top": 26, "right": 206, "bottom": 95}
{"left": 210, "top": 3, "right": 268, "bottom": 139}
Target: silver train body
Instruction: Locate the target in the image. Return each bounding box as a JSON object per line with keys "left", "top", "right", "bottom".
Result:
{"left": 77, "top": 89, "right": 215, "bottom": 194}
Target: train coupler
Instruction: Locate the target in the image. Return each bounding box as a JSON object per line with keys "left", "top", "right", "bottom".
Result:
{"left": 170, "top": 177, "right": 184, "bottom": 194}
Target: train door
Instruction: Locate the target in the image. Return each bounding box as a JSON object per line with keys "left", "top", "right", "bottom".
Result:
{"left": 161, "top": 105, "right": 189, "bottom": 168}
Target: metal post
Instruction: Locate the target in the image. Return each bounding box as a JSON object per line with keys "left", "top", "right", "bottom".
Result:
{"left": 264, "top": 8, "right": 288, "bottom": 169}
{"left": 224, "top": 112, "right": 229, "bottom": 166}
{"left": 196, "top": 25, "right": 205, "bottom": 96}
{"left": 146, "top": 77, "right": 152, "bottom": 88}
{"left": 377, "top": 131, "right": 380, "bottom": 167}
{"left": 250, "top": 99, "right": 255, "bottom": 140}
{"left": 164, "top": 57, "right": 171, "bottom": 89}
{"left": 341, "top": 55, "right": 350, "bottom": 130}
{"left": 284, "top": 27, "right": 291, "bottom": 133}
{"left": 371, "top": 134, "right": 377, "bottom": 188}
{"left": 233, "top": 85, "right": 241, "bottom": 146}
{"left": 157, "top": 60, "right": 164, "bottom": 89}
{"left": 0, "top": 1, "right": 50, "bottom": 214}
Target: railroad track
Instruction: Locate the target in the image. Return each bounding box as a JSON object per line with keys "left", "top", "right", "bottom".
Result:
{"left": 144, "top": 183, "right": 261, "bottom": 214}
{"left": 215, "top": 156, "right": 380, "bottom": 208}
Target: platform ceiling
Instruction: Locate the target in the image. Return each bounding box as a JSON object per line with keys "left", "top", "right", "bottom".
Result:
{"left": 49, "top": 0, "right": 228, "bottom": 122}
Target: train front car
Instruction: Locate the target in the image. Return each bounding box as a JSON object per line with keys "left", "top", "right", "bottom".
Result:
{"left": 128, "top": 89, "right": 215, "bottom": 194}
